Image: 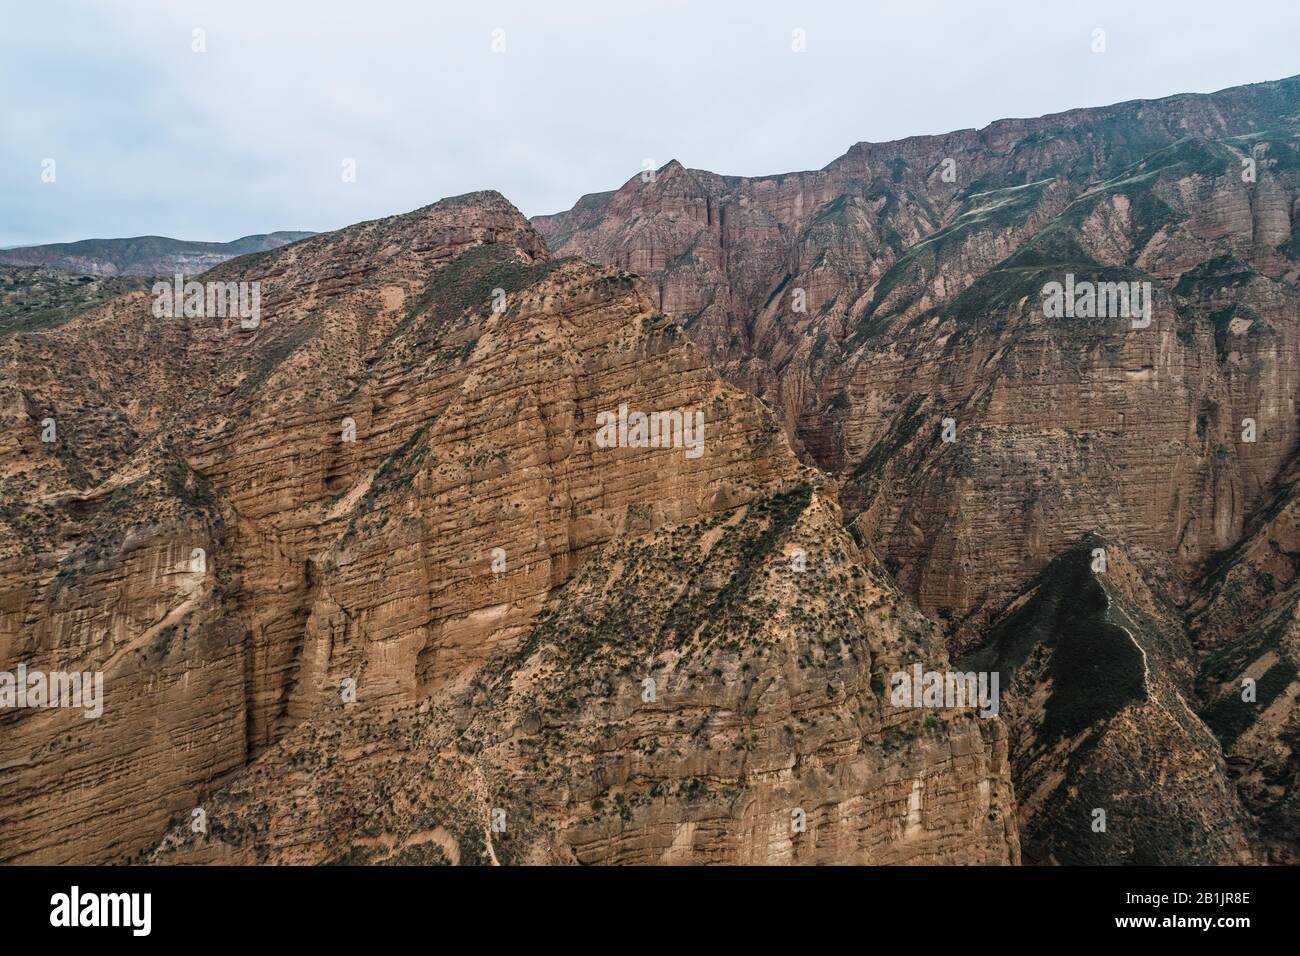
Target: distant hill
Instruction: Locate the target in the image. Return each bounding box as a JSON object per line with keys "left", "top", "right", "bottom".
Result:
{"left": 0, "top": 231, "right": 315, "bottom": 277}
{"left": 0, "top": 265, "right": 152, "bottom": 335}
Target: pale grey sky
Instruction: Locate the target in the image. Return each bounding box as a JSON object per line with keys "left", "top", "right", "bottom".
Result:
{"left": 2, "top": 0, "right": 1297, "bottom": 246}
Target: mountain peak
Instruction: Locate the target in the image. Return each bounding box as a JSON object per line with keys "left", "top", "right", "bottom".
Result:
{"left": 206, "top": 189, "right": 549, "bottom": 285}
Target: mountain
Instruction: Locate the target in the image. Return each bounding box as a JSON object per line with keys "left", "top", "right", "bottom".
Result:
{"left": 534, "top": 75, "right": 1300, "bottom": 630}
{"left": 1, "top": 265, "right": 153, "bottom": 335}
{"left": 964, "top": 534, "right": 1254, "bottom": 864}
{"left": 0, "top": 192, "right": 1016, "bottom": 865}
{"left": 535, "top": 74, "right": 1300, "bottom": 862}
{"left": 1187, "top": 447, "right": 1300, "bottom": 862}
{"left": 4, "top": 74, "right": 1299, "bottom": 866}
{"left": 0, "top": 231, "right": 315, "bottom": 277}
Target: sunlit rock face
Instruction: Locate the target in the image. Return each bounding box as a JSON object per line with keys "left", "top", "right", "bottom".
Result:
{"left": 6, "top": 75, "right": 1300, "bottom": 866}
{"left": 1, "top": 191, "right": 1018, "bottom": 866}
{"left": 537, "top": 76, "right": 1300, "bottom": 863}
{"left": 537, "top": 76, "right": 1300, "bottom": 639}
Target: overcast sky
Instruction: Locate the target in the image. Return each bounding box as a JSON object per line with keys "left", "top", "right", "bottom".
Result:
{"left": 3, "top": 0, "right": 1298, "bottom": 247}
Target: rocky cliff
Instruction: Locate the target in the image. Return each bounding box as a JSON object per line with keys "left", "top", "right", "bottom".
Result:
{"left": 536, "top": 75, "right": 1300, "bottom": 862}
{"left": 1, "top": 191, "right": 1017, "bottom": 865}
{"left": 5, "top": 74, "right": 1299, "bottom": 866}
{"left": 536, "top": 75, "right": 1300, "bottom": 633}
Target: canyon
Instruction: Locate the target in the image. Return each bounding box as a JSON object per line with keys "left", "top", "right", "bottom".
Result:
{"left": 3, "top": 75, "right": 1299, "bottom": 865}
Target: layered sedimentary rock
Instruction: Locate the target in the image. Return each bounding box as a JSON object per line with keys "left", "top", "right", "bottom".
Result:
{"left": 536, "top": 76, "right": 1300, "bottom": 632}
{"left": 7, "top": 74, "right": 1300, "bottom": 866}
{"left": 1187, "top": 448, "right": 1300, "bottom": 863}
{"left": 0, "top": 195, "right": 551, "bottom": 863}
{"left": 536, "top": 76, "right": 1300, "bottom": 862}
{"left": 152, "top": 482, "right": 1017, "bottom": 865}
{"left": 1, "top": 191, "right": 1018, "bottom": 865}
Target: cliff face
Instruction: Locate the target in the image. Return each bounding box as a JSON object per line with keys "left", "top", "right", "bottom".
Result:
{"left": 1, "top": 191, "right": 1018, "bottom": 865}
{"left": 150, "top": 483, "right": 1017, "bottom": 865}
{"left": 536, "top": 76, "right": 1300, "bottom": 863}
{"left": 536, "top": 76, "right": 1300, "bottom": 634}
{"left": 7, "top": 75, "right": 1300, "bottom": 866}
{"left": 1187, "top": 448, "right": 1300, "bottom": 863}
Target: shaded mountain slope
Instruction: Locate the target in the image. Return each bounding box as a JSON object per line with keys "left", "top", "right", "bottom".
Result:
{"left": 964, "top": 535, "right": 1254, "bottom": 864}
{"left": 1188, "top": 447, "right": 1300, "bottom": 862}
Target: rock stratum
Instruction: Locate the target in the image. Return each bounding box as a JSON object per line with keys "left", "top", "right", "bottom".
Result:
{"left": 2, "top": 75, "right": 1298, "bottom": 866}
{"left": 538, "top": 75, "right": 1300, "bottom": 862}
{"left": 1, "top": 192, "right": 1015, "bottom": 865}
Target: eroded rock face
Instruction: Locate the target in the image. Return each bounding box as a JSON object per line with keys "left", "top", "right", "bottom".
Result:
{"left": 8, "top": 75, "right": 1300, "bottom": 866}
{"left": 534, "top": 76, "right": 1300, "bottom": 863}
{"left": 1, "top": 191, "right": 1019, "bottom": 865}
{"left": 535, "top": 77, "right": 1300, "bottom": 634}
{"left": 0, "top": 193, "right": 556, "bottom": 863}
{"left": 151, "top": 483, "right": 1017, "bottom": 865}
{"left": 1187, "top": 449, "right": 1300, "bottom": 863}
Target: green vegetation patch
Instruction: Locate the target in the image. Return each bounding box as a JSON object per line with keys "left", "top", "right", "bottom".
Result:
{"left": 1173, "top": 254, "right": 1258, "bottom": 297}
{"left": 400, "top": 244, "right": 570, "bottom": 343}
{"left": 0, "top": 266, "right": 151, "bottom": 335}
{"left": 1202, "top": 659, "right": 1298, "bottom": 749}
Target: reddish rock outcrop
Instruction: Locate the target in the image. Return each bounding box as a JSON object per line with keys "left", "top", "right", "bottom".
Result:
{"left": 1, "top": 192, "right": 1018, "bottom": 866}
{"left": 536, "top": 77, "right": 1300, "bottom": 633}
{"left": 536, "top": 76, "right": 1300, "bottom": 862}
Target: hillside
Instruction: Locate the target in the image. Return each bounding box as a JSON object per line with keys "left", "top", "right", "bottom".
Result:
{"left": 0, "top": 231, "right": 314, "bottom": 277}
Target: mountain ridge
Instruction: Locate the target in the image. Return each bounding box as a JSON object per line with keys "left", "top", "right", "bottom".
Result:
{"left": 0, "top": 231, "right": 316, "bottom": 278}
{"left": 528, "top": 71, "right": 1300, "bottom": 862}
{"left": 534, "top": 74, "right": 1300, "bottom": 224}
{"left": 4, "top": 73, "right": 1299, "bottom": 865}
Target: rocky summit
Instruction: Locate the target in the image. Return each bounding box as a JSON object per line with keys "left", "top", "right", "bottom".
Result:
{"left": 3, "top": 76, "right": 1299, "bottom": 866}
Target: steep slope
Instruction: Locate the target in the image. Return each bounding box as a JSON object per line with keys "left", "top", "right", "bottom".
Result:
{"left": 0, "top": 192, "right": 555, "bottom": 863}
{"left": 9, "top": 75, "right": 1300, "bottom": 866}
{"left": 0, "top": 231, "right": 314, "bottom": 277}
{"left": 964, "top": 535, "right": 1254, "bottom": 864}
{"left": 1188, "top": 448, "right": 1300, "bottom": 862}
{"left": 150, "top": 481, "right": 1017, "bottom": 865}
{"left": 535, "top": 75, "right": 1300, "bottom": 636}
{"left": 843, "top": 134, "right": 1300, "bottom": 640}
{"left": 0, "top": 192, "right": 1018, "bottom": 865}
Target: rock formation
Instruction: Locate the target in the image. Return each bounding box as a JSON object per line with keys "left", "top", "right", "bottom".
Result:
{"left": 964, "top": 535, "right": 1254, "bottom": 864}
{"left": 4, "top": 74, "right": 1299, "bottom": 865}
{"left": 1, "top": 192, "right": 1017, "bottom": 865}
{"left": 536, "top": 76, "right": 1300, "bottom": 635}
{"left": 537, "top": 75, "right": 1300, "bottom": 863}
